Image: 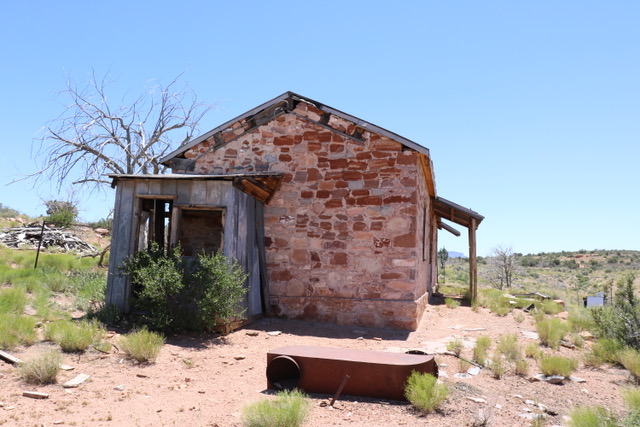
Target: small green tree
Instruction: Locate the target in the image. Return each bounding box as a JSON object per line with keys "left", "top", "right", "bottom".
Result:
{"left": 592, "top": 274, "right": 640, "bottom": 349}
{"left": 45, "top": 199, "right": 78, "bottom": 228}
{"left": 438, "top": 247, "right": 449, "bottom": 285}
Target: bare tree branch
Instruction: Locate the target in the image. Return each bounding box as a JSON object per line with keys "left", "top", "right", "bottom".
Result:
{"left": 25, "top": 70, "right": 212, "bottom": 192}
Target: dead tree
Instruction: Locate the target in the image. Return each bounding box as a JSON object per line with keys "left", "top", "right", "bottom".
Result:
{"left": 26, "top": 70, "right": 211, "bottom": 191}
{"left": 488, "top": 245, "right": 516, "bottom": 290}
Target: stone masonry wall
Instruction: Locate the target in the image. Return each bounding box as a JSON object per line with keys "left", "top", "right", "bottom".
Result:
{"left": 181, "top": 101, "right": 435, "bottom": 329}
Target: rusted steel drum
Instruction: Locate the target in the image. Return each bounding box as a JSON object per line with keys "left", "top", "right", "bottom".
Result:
{"left": 266, "top": 345, "right": 438, "bottom": 401}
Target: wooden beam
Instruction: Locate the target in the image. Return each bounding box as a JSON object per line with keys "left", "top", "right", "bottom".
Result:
{"left": 419, "top": 155, "right": 436, "bottom": 198}
{"left": 438, "top": 221, "right": 461, "bottom": 237}
{"left": 468, "top": 218, "right": 478, "bottom": 304}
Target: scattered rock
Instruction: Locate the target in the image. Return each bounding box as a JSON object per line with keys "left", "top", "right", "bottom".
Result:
{"left": 137, "top": 373, "right": 149, "bottom": 378}
{"left": 454, "top": 373, "right": 471, "bottom": 379}
{"left": 521, "top": 331, "right": 539, "bottom": 340}
{"left": 580, "top": 331, "right": 595, "bottom": 341}
{"left": 467, "top": 366, "right": 481, "bottom": 376}
{"left": 466, "top": 397, "right": 487, "bottom": 404}
{"left": 234, "top": 355, "right": 246, "bottom": 360}
{"left": 372, "top": 337, "right": 382, "bottom": 341}
{"left": 114, "top": 384, "right": 125, "bottom": 391}
{"left": 267, "top": 331, "right": 282, "bottom": 336}
{"left": 60, "top": 364, "right": 74, "bottom": 371}
{"left": 569, "top": 375, "right": 586, "bottom": 383}
{"left": 245, "top": 331, "right": 259, "bottom": 336}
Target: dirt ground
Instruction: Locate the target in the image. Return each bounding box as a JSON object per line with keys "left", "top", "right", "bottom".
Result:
{"left": 0, "top": 304, "right": 631, "bottom": 427}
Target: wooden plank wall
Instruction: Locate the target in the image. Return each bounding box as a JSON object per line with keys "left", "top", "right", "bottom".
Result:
{"left": 105, "top": 179, "right": 265, "bottom": 318}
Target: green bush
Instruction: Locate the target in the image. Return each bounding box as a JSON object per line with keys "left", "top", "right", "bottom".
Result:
{"left": 592, "top": 274, "right": 640, "bottom": 349}
{"left": 45, "top": 319, "right": 104, "bottom": 352}
{"left": 473, "top": 336, "right": 491, "bottom": 365}
{"left": 446, "top": 338, "right": 463, "bottom": 356}
{"left": 20, "top": 349, "right": 62, "bottom": 385}
{"left": 568, "top": 406, "right": 618, "bottom": 427}
{"left": 242, "top": 389, "right": 311, "bottom": 427}
{"left": 120, "top": 243, "right": 248, "bottom": 332}
{"left": 496, "top": 334, "right": 521, "bottom": 363}
{"left": 539, "top": 355, "right": 577, "bottom": 377}
{"left": 536, "top": 317, "right": 569, "bottom": 349}
{"left": 537, "top": 300, "right": 564, "bottom": 315}
{"left": 444, "top": 298, "right": 460, "bottom": 309}
{"left": 404, "top": 371, "right": 448, "bottom": 413}
{"left": 623, "top": 387, "right": 640, "bottom": 412}
{"left": 583, "top": 338, "right": 624, "bottom": 367}
{"left": 525, "top": 342, "right": 542, "bottom": 359}
{"left": 119, "top": 328, "right": 165, "bottom": 363}
{"left": 0, "top": 313, "right": 38, "bottom": 349}
{"left": 0, "top": 287, "right": 28, "bottom": 314}
{"left": 618, "top": 348, "right": 640, "bottom": 382}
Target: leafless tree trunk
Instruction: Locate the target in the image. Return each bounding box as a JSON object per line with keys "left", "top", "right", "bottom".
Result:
{"left": 488, "top": 245, "right": 516, "bottom": 289}
{"left": 26, "top": 70, "right": 211, "bottom": 191}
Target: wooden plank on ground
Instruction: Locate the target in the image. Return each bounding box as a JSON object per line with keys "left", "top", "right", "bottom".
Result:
{"left": 23, "top": 391, "right": 49, "bottom": 399}
{"left": 63, "top": 373, "right": 91, "bottom": 388}
{"left": 0, "top": 350, "right": 23, "bottom": 365}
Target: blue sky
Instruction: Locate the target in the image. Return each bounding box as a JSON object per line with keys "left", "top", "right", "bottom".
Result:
{"left": 1, "top": 1, "right": 638, "bottom": 256}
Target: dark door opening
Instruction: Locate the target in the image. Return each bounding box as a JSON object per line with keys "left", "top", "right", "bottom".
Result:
{"left": 177, "top": 209, "right": 224, "bottom": 256}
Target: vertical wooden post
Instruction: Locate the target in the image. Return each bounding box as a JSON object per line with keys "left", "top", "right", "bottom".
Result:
{"left": 468, "top": 218, "right": 478, "bottom": 304}
{"left": 34, "top": 220, "right": 46, "bottom": 269}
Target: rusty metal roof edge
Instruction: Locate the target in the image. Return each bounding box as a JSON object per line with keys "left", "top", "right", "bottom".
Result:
{"left": 109, "top": 172, "right": 284, "bottom": 183}
{"left": 159, "top": 91, "right": 431, "bottom": 165}
{"left": 434, "top": 196, "right": 485, "bottom": 222}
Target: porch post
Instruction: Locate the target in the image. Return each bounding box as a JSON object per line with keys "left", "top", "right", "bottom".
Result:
{"left": 468, "top": 218, "right": 478, "bottom": 303}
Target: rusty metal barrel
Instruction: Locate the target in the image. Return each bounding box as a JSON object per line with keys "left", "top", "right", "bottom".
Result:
{"left": 266, "top": 345, "right": 438, "bottom": 401}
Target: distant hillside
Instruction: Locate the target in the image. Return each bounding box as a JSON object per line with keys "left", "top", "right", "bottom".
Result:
{"left": 448, "top": 251, "right": 465, "bottom": 258}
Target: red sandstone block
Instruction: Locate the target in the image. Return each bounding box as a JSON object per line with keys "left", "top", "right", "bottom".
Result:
{"left": 373, "top": 237, "right": 390, "bottom": 248}
{"left": 372, "top": 151, "right": 392, "bottom": 158}
{"left": 356, "top": 196, "right": 382, "bottom": 206}
{"left": 310, "top": 252, "right": 321, "bottom": 261}
{"left": 301, "top": 191, "right": 314, "bottom": 199}
{"left": 383, "top": 195, "right": 411, "bottom": 204}
{"left": 342, "top": 171, "right": 362, "bottom": 181}
{"left": 318, "top": 132, "right": 332, "bottom": 142}
{"left": 303, "top": 131, "right": 319, "bottom": 140}
{"left": 335, "top": 180, "right": 348, "bottom": 188}
{"left": 363, "top": 180, "right": 380, "bottom": 188}
{"left": 323, "top": 240, "right": 346, "bottom": 249}
{"left": 322, "top": 231, "right": 336, "bottom": 240}
{"left": 372, "top": 139, "right": 402, "bottom": 151}
{"left": 271, "top": 269, "right": 294, "bottom": 281}
{"left": 347, "top": 161, "right": 367, "bottom": 170}
{"left": 401, "top": 177, "right": 416, "bottom": 187}
{"left": 318, "top": 181, "right": 335, "bottom": 190}
{"left": 329, "top": 158, "right": 348, "bottom": 169}
{"left": 316, "top": 190, "right": 330, "bottom": 199}
{"left": 345, "top": 197, "right": 356, "bottom": 206}
{"left": 274, "top": 136, "right": 295, "bottom": 146}
{"left": 397, "top": 152, "right": 417, "bottom": 165}
{"left": 371, "top": 221, "right": 384, "bottom": 231}
{"left": 381, "top": 272, "right": 404, "bottom": 280}
{"left": 332, "top": 134, "right": 345, "bottom": 143}
{"left": 393, "top": 233, "right": 416, "bottom": 248}
{"left": 307, "top": 168, "right": 323, "bottom": 181}
{"left": 335, "top": 222, "right": 348, "bottom": 231}
{"left": 331, "top": 189, "right": 349, "bottom": 198}
{"left": 330, "top": 144, "right": 344, "bottom": 153}
{"left": 292, "top": 249, "right": 308, "bottom": 264}
{"left": 294, "top": 171, "right": 308, "bottom": 182}
{"left": 279, "top": 154, "right": 292, "bottom": 162}
{"left": 325, "top": 199, "right": 343, "bottom": 209}
{"left": 320, "top": 222, "right": 332, "bottom": 230}
{"left": 331, "top": 252, "right": 348, "bottom": 265}
{"left": 308, "top": 142, "right": 322, "bottom": 152}
{"left": 353, "top": 222, "right": 367, "bottom": 231}
{"left": 351, "top": 189, "right": 370, "bottom": 197}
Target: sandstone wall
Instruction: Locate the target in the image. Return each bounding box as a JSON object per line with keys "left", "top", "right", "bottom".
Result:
{"left": 182, "top": 102, "right": 435, "bottom": 329}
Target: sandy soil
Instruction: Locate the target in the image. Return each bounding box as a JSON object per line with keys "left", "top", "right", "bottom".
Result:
{"left": 0, "top": 305, "right": 631, "bottom": 427}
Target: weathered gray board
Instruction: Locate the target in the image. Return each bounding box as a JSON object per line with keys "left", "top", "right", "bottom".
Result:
{"left": 106, "top": 178, "right": 265, "bottom": 318}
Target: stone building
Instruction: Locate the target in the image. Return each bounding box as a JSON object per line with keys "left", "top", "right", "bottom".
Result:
{"left": 105, "top": 92, "right": 483, "bottom": 330}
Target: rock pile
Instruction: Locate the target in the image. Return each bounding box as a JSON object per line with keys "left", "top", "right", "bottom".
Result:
{"left": 0, "top": 225, "right": 95, "bottom": 254}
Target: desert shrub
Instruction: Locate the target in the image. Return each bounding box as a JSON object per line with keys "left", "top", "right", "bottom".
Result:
{"left": 569, "top": 333, "right": 585, "bottom": 348}
{"left": 489, "top": 357, "right": 506, "bottom": 379}
{"left": 536, "top": 317, "right": 569, "bottom": 349}
{"left": 121, "top": 243, "right": 248, "bottom": 332}
{"left": 0, "top": 203, "right": 21, "bottom": 218}
{"left": 68, "top": 270, "right": 107, "bottom": 311}
{"left": 88, "top": 217, "right": 113, "bottom": 230}
{"left": 537, "top": 300, "right": 564, "bottom": 315}
{"left": 0, "top": 287, "right": 28, "bottom": 314}
{"left": 583, "top": 338, "right": 624, "bottom": 367}
{"left": 568, "top": 406, "right": 618, "bottom": 427}
{"left": 618, "top": 348, "right": 640, "bottom": 383}
{"left": 46, "top": 319, "right": 104, "bottom": 352}
{"left": 473, "top": 336, "right": 491, "bottom": 365}
{"left": 623, "top": 387, "right": 640, "bottom": 412}
{"left": 496, "top": 334, "right": 521, "bottom": 363}
{"left": 242, "top": 389, "right": 311, "bottom": 427}
{"left": 119, "top": 328, "right": 165, "bottom": 363}
{"left": 525, "top": 342, "right": 542, "bottom": 359}
{"left": 515, "top": 357, "right": 529, "bottom": 376}
{"left": 20, "top": 349, "right": 62, "bottom": 385}
{"left": 446, "top": 338, "right": 463, "bottom": 356}
{"left": 445, "top": 298, "right": 460, "bottom": 309}
{"left": 458, "top": 357, "right": 471, "bottom": 373}
{"left": 592, "top": 274, "right": 640, "bottom": 349}
{"left": 489, "top": 302, "right": 512, "bottom": 316}
{"left": 539, "top": 355, "right": 577, "bottom": 377}
{"left": 87, "top": 303, "right": 124, "bottom": 326}
{"left": 513, "top": 311, "right": 525, "bottom": 323}
{"left": 404, "top": 371, "right": 448, "bottom": 413}
{"left": 0, "top": 314, "right": 38, "bottom": 349}
{"left": 44, "top": 200, "right": 78, "bottom": 228}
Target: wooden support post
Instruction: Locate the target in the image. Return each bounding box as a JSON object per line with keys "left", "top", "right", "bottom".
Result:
{"left": 468, "top": 218, "right": 478, "bottom": 304}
